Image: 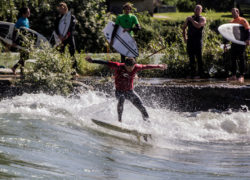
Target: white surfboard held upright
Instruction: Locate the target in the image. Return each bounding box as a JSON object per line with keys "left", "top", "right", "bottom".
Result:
{"left": 0, "top": 21, "right": 49, "bottom": 49}
{"left": 103, "top": 21, "right": 139, "bottom": 58}
{"left": 218, "top": 23, "right": 247, "bottom": 45}
{"left": 51, "top": 11, "right": 72, "bottom": 46}
{"left": 59, "top": 11, "right": 72, "bottom": 37}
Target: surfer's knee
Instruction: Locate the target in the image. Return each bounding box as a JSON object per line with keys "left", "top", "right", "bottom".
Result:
{"left": 118, "top": 96, "right": 125, "bottom": 104}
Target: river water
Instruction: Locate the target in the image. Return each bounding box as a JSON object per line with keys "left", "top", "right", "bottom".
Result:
{"left": 0, "top": 92, "right": 250, "bottom": 179}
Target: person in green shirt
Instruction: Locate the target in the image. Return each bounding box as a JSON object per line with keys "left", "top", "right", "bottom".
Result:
{"left": 110, "top": 2, "right": 141, "bottom": 62}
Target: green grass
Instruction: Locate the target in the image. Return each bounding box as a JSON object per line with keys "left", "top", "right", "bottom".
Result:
{"left": 153, "top": 12, "right": 237, "bottom": 22}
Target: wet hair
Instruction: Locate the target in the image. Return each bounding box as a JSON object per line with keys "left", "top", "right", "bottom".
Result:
{"left": 123, "top": 2, "right": 133, "bottom": 10}
{"left": 20, "top": 7, "right": 29, "bottom": 16}
{"left": 59, "top": 2, "right": 68, "bottom": 11}
{"left": 124, "top": 57, "right": 136, "bottom": 66}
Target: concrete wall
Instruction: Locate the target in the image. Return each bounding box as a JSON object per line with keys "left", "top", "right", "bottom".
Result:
{"left": 107, "top": 0, "right": 154, "bottom": 14}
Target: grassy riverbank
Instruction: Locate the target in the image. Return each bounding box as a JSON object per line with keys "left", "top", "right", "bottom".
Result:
{"left": 153, "top": 12, "right": 233, "bottom": 21}
{"left": 153, "top": 11, "right": 250, "bottom": 22}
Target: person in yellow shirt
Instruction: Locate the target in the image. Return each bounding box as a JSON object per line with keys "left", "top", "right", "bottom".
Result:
{"left": 226, "top": 8, "right": 250, "bottom": 83}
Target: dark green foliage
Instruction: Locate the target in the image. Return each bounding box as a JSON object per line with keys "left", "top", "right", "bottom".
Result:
{"left": 0, "top": 0, "right": 108, "bottom": 52}
{"left": 197, "top": 0, "right": 235, "bottom": 12}
{"left": 177, "top": 0, "right": 196, "bottom": 12}
{"left": 22, "top": 44, "right": 74, "bottom": 95}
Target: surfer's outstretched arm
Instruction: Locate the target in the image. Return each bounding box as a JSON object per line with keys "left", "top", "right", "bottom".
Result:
{"left": 85, "top": 57, "right": 109, "bottom": 65}
{"left": 132, "top": 24, "right": 141, "bottom": 33}
{"left": 138, "top": 64, "right": 167, "bottom": 71}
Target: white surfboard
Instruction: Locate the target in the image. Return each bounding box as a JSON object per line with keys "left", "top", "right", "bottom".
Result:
{"left": 103, "top": 21, "right": 139, "bottom": 58}
{"left": 218, "top": 23, "right": 248, "bottom": 45}
{"left": 59, "top": 11, "right": 71, "bottom": 37}
{"left": 92, "top": 119, "right": 151, "bottom": 142}
{"left": 0, "top": 21, "right": 49, "bottom": 50}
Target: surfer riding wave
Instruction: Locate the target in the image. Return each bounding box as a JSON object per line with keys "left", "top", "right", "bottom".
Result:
{"left": 85, "top": 56, "right": 166, "bottom": 122}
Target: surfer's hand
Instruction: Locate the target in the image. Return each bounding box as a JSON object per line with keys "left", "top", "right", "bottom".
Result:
{"left": 246, "top": 40, "right": 250, "bottom": 46}
{"left": 223, "top": 44, "right": 227, "bottom": 52}
{"left": 63, "top": 35, "right": 69, "bottom": 41}
{"left": 187, "top": 16, "right": 192, "bottom": 22}
{"left": 184, "top": 37, "right": 187, "bottom": 43}
{"left": 110, "top": 39, "right": 114, "bottom": 46}
{"left": 123, "top": 28, "right": 130, "bottom": 32}
{"left": 85, "top": 56, "right": 93, "bottom": 63}
{"left": 59, "top": 35, "right": 64, "bottom": 42}
{"left": 159, "top": 64, "right": 167, "bottom": 70}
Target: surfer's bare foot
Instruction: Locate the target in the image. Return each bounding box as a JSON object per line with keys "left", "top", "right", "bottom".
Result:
{"left": 143, "top": 118, "right": 150, "bottom": 123}
{"left": 226, "top": 76, "right": 237, "bottom": 82}
{"left": 143, "top": 135, "right": 148, "bottom": 142}
{"left": 71, "top": 73, "right": 79, "bottom": 80}
{"left": 11, "top": 67, "right": 17, "bottom": 75}
{"left": 238, "top": 76, "right": 244, "bottom": 83}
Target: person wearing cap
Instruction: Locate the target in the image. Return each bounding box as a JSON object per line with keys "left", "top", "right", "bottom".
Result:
{"left": 110, "top": 2, "right": 141, "bottom": 63}
{"left": 84, "top": 56, "right": 166, "bottom": 123}
{"left": 54, "top": 2, "right": 78, "bottom": 75}
{"left": 225, "top": 8, "right": 250, "bottom": 83}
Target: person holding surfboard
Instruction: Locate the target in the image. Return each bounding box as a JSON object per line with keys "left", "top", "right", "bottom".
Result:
{"left": 54, "top": 2, "right": 78, "bottom": 75}
{"left": 182, "top": 5, "right": 206, "bottom": 79}
{"left": 11, "top": 7, "right": 31, "bottom": 75}
{"left": 85, "top": 56, "right": 166, "bottom": 122}
{"left": 110, "top": 2, "right": 141, "bottom": 62}
{"left": 225, "top": 8, "right": 250, "bottom": 83}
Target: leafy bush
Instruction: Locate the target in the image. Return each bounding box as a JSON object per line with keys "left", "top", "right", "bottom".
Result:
{"left": 199, "top": 0, "right": 235, "bottom": 12}
{"left": 22, "top": 44, "right": 74, "bottom": 95}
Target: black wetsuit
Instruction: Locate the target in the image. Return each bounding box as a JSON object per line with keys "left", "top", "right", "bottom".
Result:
{"left": 187, "top": 15, "right": 204, "bottom": 77}
{"left": 231, "top": 43, "right": 246, "bottom": 76}
{"left": 54, "top": 13, "right": 77, "bottom": 69}
{"left": 230, "top": 29, "right": 249, "bottom": 76}
{"left": 115, "top": 90, "right": 149, "bottom": 122}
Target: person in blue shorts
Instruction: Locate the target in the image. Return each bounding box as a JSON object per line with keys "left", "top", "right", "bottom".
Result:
{"left": 12, "top": 7, "right": 30, "bottom": 75}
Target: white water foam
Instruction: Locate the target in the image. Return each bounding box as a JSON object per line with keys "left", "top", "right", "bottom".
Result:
{"left": 0, "top": 92, "right": 249, "bottom": 148}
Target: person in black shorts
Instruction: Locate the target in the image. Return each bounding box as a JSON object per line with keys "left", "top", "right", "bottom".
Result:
{"left": 54, "top": 2, "right": 78, "bottom": 76}
{"left": 225, "top": 8, "right": 250, "bottom": 83}
{"left": 182, "top": 5, "right": 206, "bottom": 79}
